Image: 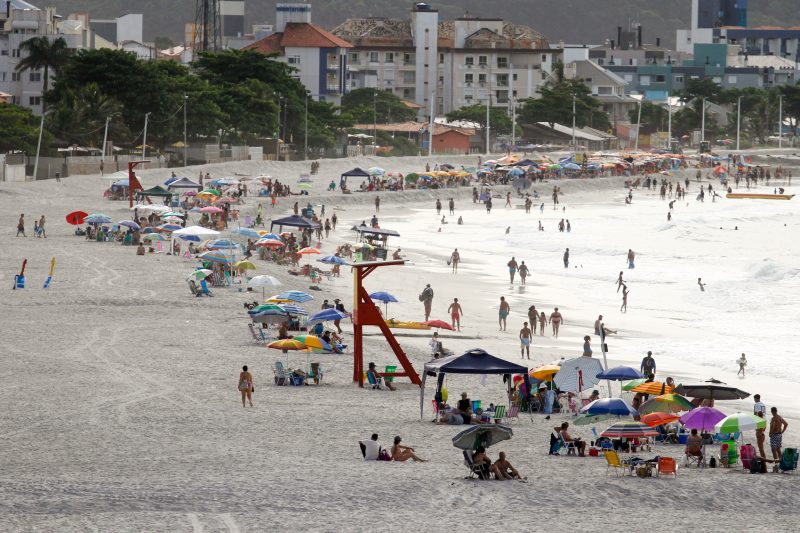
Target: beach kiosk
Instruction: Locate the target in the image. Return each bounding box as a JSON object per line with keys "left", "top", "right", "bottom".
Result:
{"left": 352, "top": 224, "right": 399, "bottom": 261}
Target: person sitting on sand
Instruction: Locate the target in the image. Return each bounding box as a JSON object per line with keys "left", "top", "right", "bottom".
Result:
{"left": 136, "top": 243, "right": 145, "bottom": 256}
{"left": 493, "top": 451, "right": 523, "bottom": 480}
{"left": 685, "top": 428, "right": 704, "bottom": 459}
{"left": 393, "top": 248, "right": 402, "bottom": 260}
{"left": 391, "top": 436, "right": 426, "bottom": 462}
{"left": 472, "top": 446, "right": 501, "bottom": 479}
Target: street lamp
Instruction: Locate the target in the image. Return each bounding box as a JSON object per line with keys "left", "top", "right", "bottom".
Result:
{"left": 183, "top": 94, "right": 188, "bottom": 167}
{"left": 142, "top": 112, "right": 152, "bottom": 159}
{"left": 304, "top": 93, "right": 309, "bottom": 160}
{"left": 571, "top": 93, "right": 576, "bottom": 152}
{"left": 634, "top": 97, "right": 643, "bottom": 151}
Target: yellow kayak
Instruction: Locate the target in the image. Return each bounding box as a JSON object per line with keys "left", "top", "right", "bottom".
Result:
{"left": 726, "top": 193, "right": 794, "bottom": 200}
{"left": 385, "top": 319, "right": 431, "bottom": 330}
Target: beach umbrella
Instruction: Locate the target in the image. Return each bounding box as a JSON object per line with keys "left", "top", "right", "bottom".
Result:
{"left": 640, "top": 393, "right": 694, "bottom": 415}
{"left": 292, "top": 334, "right": 332, "bottom": 351}
{"left": 714, "top": 413, "right": 766, "bottom": 434}
{"left": 596, "top": 366, "right": 643, "bottom": 381}
{"left": 142, "top": 233, "right": 167, "bottom": 242}
{"left": 297, "top": 247, "right": 321, "bottom": 256}
{"left": 297, "top": 183, "right": 312, "bottom": 190}
{"left": 452, "top": 424, "right": 513, "bottom": 451}
{"left": 267, "top": 339, "right": 306, "bottom": 351}
{"left": 200, "top": 188, "right": 222, "bottom": 196}
{"left": 186, "top": 269, "right": 213, "bottom": 282}
{"left": 198, "top": 251, "right": 238, "bottom": 264}
{"left": 163, "top": 216, "right": 183, "bottom": 224}
{"left": 207, "top": 239, "right": 240, "bottom": 250}
{"left": 530, "top": 364, "right": 561, "bottom": 381}
{"left": 553, "top": 357, "right": 604, "bottom": 393}
{"left": 259, "top": 232, "right": 283, "bottom": 241}
{"left": 188, "top": 206, "right": 202, "bottom": 213}
{"left": 368, "top": 166, "right": 385, "bottom": 176}
{"left": 173, "top": 225, "right": 220, "bottom": 240}
{"left": 247, "top": 275, "right": 281, "bottom": 300}
{"left": 84, "top": 213, "right": 112, "bottom": 224}
{"left": 679, "top": 407, "right": 726, "bottom": 432}
{"left": 255, "top": 239, "right": 285, "bottom": 249}
{"left": 622, "top": 378, "right": 647, "bottom": 391}
{"left": 573, "top": 413, "right": 617, "bottom": 426}
{"left": 157, "top": 223, "right": 183, "bottom": 232}
{"left": 507, "top": 167, "right": 525, "bottom": 177}
{"left": 141, "top": 227, "right": 156, "bottom": 234}
{"left": 601, "top": 422, "right": 659, "bottom": 439}
{"left": 118, "top": 220, "right": 140, "bottom": 230}
{"left": 66, "top": 211, "right": 88, "bottom": 225}
{"left": 250, "top": 303, "right": 288, "bottom": 314}
{"left": 231, "top": 227, "right": 262, "bottom": 239}
{"left": 307, "top": 308, "right": 348, "bottom": 326}
{"left": 424, "top": 320, "right": 453, "bottom": 330}
{"left": 319, "top": 255, "right": 347, "bottom": 265}
{"left": 279, "top": 304, "right": 309, "bottom": 316}
{"left": 640, "top": 412, "right": 681, "bottom": 428}
{"left": 631, "top": 381, "right": 674, "bottom": 395}
{"left": 215, "top": 197, "right": 238, "bottom": 203}
{"left": 674, "top": 383, "right": 749, "bottom": 401}
{"left": 200, "top": 206, "right": 223, "bottom": 214}
{"left": 270, "top": 290, "right": 314, "bottom": 303}
{"left": 233, "top": 260, "right": 257, "bottom": 271}
{"left": 370, "top": 291, "right": 399, "bottom": 314}
{"left": 580, "top": 398, "right": 638, "bottom": 417}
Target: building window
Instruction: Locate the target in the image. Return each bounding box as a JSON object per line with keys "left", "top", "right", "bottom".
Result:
{"left": 727, "top": 75, "right": 737, "bottom": 84}
{"left": 369, "top": 51, "right": 379, "bottom": 62}
{"left": 29, "top": 96, "right": 41, "bottom": 106}
{"left": 674, "top": 75, "right": 684, "bottom": 83}
{"left": 512, "top": 73, "right": 518, "bottom": 81}
{"left": 402, "top": 88, "right": 413, "bottom": 99}
{"left": 465, "top": 94, "right": 473, "bottom": 102}
{"left": 497, "top": 57, "right": 508, "bottom": 68}
{"left": 495, "top": 90, "right": 508, "bottom": 103}
{"left": 385, "top": 52, "right": 394, "bottom": 63}
{"left": 349, "top": 52, "right": 359, "bottom": 63}
{"left": 465, "top": 56, "right": 474, "bottom": 66}
{"left": 11, "top": 71, "right": 19, "bottom": 82}
{"left": 542, "top": 54, "right": 547, "bottom": 62}
{"left": 655, "top": 75, "right": 665, "bottom": 83}
{"left": 624, "top": 74, "right": 633, "bottom": 82}
{"left": 478, "top": 55, "right": 487, "bottom": 66}
{"left": 439, "top": 53, "right": 444, "bottom": 64}
{"left": 29, "top": 71, "right": 41, "bottom": 82}
{"left": 512, "top": 90, "right": 517, "bottom": 97}
{"left": 640, "top": 75, "right": 650, "bottom": 86}
{"left": 598, "top": 58, "right": 604, "bottom": 65}
{"left": 403, "top": 53, "right": 415, "bottom": 65}
{"left": 712, "top": 77, "right": 722, "bottom": 83}
{"left": 478, "top": 73, "right": 487, "bottom": 83}
{"left": 496, "top": 74, "right": 508, "bottom": 87}
{"left": 0, "top": 72, "right": 4, "bottom": 81}
{"left": 12, "top": 48, "right": 20, "bottom": 58}
{"left": 402, "top": 71, "right": 416, "bottom": 84}
{"left": 287, "top": 56, "right": 301, "bottom": 65}
{"left": 465, "top": 73, "right": 473, "bottom": 84}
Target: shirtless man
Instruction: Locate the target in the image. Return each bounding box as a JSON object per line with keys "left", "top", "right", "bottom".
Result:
{"left": 493, "top": 451, "right": 522, "bottom": 480}
{"left": 556, "top": 422, "right": 586, "bottom": 456}
{"left": 549, "top": 308, "right": 563, "bottom": 337}
{"left": 519, "top": 322, "right": 532, "bottom": 359}
{"left": 447, "top": 298, "right": 463, "bottom": 331}
{"left": 769, "top": 407, "right": 788, "bottom": 461}
{"left": 627, "top": 249, "right": 635, "bottom": 269}
{"left": 450, "top": 248, "right": 460, "bottom": 273}
{"left": 518, "top": 261, "right": 530, "bottom": 285}
{"left": 499, "top": 297, "right": 510, "bottom": 331}
{"left": 507, "top": 257, "right": 519, "bottom": 284}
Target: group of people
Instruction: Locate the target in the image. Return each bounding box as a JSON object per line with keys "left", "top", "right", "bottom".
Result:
{"left": 15, "top": 214, "right": 46, "bottom": 238}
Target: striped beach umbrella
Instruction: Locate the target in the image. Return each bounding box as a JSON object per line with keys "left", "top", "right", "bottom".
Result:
{"left": 714, "top": 413, "right": 766, "bottom": 434}
{"left": 600, "top": 422, "right": 659, "bottom": 439}
{"left": 553, "top": 357, "right": 604, "bottom": 393}
{"left": 631, "top": 381, "right": 674, "bottom": 395}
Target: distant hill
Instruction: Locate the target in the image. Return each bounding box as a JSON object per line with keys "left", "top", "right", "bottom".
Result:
{"left": 48, "top": 0, "right": 800, "bottom": 50}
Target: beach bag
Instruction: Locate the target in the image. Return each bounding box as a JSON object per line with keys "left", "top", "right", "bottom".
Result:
{"left": 709, "top": 457, "right": 717, "bottom": 468}
{"left": 740, "top": 444, "right": 755, "bottom": 470}
{"left": 418, "top": 293, "right": 426, "bottom": 302}
{"left": 377, "top": 449, "right": 391, "bottom": 461}
{"left": 749, "top": 458, "right": 763, "bottom": 474}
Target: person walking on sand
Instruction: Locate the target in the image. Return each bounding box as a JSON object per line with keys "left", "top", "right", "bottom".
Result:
{"left": 627, "top": 249, "right": 635, "bottom": 269}
{"left": 538, "top": 311, "right": 547, "bottom": 336}
{"left": 616, "top": 271, "right": 625, "bottom": 292}
{"left": 450, "top": 248, "right": 460, "bottom": 273}
{"left": 698, "top": 277, "right": 706, "bottom": 291}
{"left": 549, "top": 308, "right": 563, "bottom": 337}
{"left": 518, "top": 261, "right": 530, "bottom": 285}
{"left": 507, "top": 257, "right": 519, "bottom": 284}
{"left": 435, "top": 198, "right": 442, "bottom": 215}
{"left": 238, "top": 365, "right": 254, "bottom": 407}
{"left": 16, "top": 214, "right": 25, "bottom": 237}
{"left": 528, "top": 305, "right": 538, "bottom": 327}
{"left": 447, "top": 298, "right": 463, "bottom": 331}
{"left": 737, "top": 353, "right": 747, "bottom": 377}
{"left": 620, "top": 285, "right": 629, "bottom": 313}
{"left": 499, "top": 297, "right": 510, "bottom": 331}
{"left": 38, "top": 215, "right": 46, "bottom": 238}
{"left": 520, "top": 322, "right": 532, "bottom": 359}
{"left": 506, "top": 191, "right": 512, "bottom": 207}
{"left": 449, "top": 198, "right": 455, "bottom": 215}
{"left": 374, "top": 195, "right": 380, "bottom": 212}
{"left": 420, "top": 284, "right": 434, "bottom": 321}
{"left": 582, "top": 336, "right": 592, "bottom": 357}
{"left": 769, "top": 407, "right": 788, "bottom": 461}
{"left": 563, "top": 248, "right": 570, "bottom": 269}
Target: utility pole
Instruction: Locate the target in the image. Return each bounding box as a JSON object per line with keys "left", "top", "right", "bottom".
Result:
{"left": 667, "top": 94, "right": 672, "bottom": 150}
{"left": 599, "top": 324, "right": 612, "bottom": 398}
{"left": 33, "top": 112, "right": 45, "bottom": 180}
{"left": 101, "top": 115, "right": 110, "bottom": 164}
{"left": 142, "top": 112, "right": 151, "bottom": 160}
{"left": 511, "top": 97, "right": 516, "bottom": 151}
{"left": 634, "top": 97, "right": 643, "bottom": 151}
{"left": 428, "top": 89, "right": 435, "bottom": 157}
{"left": 183, "top": 94, "right": 188, "bottom": 167}
{"left": 736, "top": 96, "right": 741, "bottom": 151}
{"left": 372, "top": 90, "right": 377, "bottom": 140}
{"left": 700, "top": 97, "right": 706, "bottom": 144}
{"left": 778, "top": 94, "right": 783, "bottom": 149}
{"left": 571, "top": 93, "right": 576, "bottom": 152}
{"left": 485, "top": 96, "right": 491, "bottom": 155}
{"left": 304, "top": 93, "right": 308, "bottom": 160}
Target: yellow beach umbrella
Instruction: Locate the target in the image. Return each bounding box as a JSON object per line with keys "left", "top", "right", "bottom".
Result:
{"left": 530, "top": 364, "right": 561, "bottom": 381}
{"left": 234, "top": 260, "right": 257, "bottom": 270}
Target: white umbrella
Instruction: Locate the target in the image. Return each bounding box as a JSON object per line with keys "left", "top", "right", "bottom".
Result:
{"left": 172, "top": 225, "right": 221, "bottom": 239}
{"left": 247, "top": 275, "right": 282, "bottom": 299}
{"left": 553, "top": 357, "right": 604, "bottom": 393}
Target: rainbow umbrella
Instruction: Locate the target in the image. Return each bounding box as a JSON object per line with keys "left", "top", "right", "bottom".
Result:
{"left": 638, "top": 393, "right": 694, "bottom": 415}
{"left": 292, "top": 334, "right": 332, "bottom": 352}
{"left": 269, "top": 290, "right": 314, "bottom": 303}
{"left": 601, "top": 421, "right": 659, "bottom": 439}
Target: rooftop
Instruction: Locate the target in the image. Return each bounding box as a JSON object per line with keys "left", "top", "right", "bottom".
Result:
{"left": 244, "top": 22, "right": 353, "bottom": 53}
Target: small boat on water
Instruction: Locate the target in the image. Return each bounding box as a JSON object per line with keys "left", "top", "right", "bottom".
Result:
{"left": 726, "top": 193, "right": 794, "bottom": 200}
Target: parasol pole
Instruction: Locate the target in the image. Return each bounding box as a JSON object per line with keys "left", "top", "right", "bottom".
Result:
{"left": 599, "top": 323, "right": 612, "bottom": 397}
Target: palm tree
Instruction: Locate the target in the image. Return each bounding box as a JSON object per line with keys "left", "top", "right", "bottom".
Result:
{"left": 15, "top": 36, "right": 70, "bottom": 112}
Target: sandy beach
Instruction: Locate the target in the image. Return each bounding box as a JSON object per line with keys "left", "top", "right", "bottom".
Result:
{"left": 1, "top": 153, "right": 799, "bottom": 531}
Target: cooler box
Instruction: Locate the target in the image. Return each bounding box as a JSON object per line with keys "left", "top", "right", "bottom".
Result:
{"left": 14, "top": 275, "right": 25, "bottom": 289}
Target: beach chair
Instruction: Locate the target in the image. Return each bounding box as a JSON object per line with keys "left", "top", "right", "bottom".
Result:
{"left": 273, "top": 361, "right": 288, "bottom": 386}
{"left": 779, "top": 448, "right": 798, "bottom": 474}
{"left": 739, "top": 444, "right": 756, "bottom": 471}
{"left": 463, "top": 450, "right": 487, "bottom": 480}
{"left": 248, "top": 323, "right": 267, "bottom": 344}
{"left": 684, "top": 445, "right": 706, "bottom": 467}
{"left": 308, "top": 363, "right": 323, "bottom": 385}
{"left": 383, "top": 365, "right": 397, "bottom": 383}
{"left": 603, "top": 450, "right": 630, "bottom": 476}
{"left": 506, "top": 403, "right": 520, "bottom": 423}
{"left": 366, "top": 371, "right": 383, "bottom": 390}
{"left": 559, "top": 432, "right": 578, "bottom": 456}
{"left": 187, "top": 280, "right": 202, "bottom": 297}
{"left": 656, "top": 457, "right": 678, "bottom": 478}
{"left": 492, "top": 405, "right": 507, "bottom": 424}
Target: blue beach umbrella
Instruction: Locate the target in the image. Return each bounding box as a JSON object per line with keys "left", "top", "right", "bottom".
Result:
{"left": 271, "top": 290, "right": 314, "bottom": 303}
{"left": 207, "top": 239, "right": 240, "bottom": 250}
{"left": 319, "top": 255, "right": 347, "bottom": 265}
{"left": 231, "top": 227, "right": 261, "bottom": 239}
{"left": 84, "top": 213, "right": 112, "bottom": 224}
{"left": 307, "top": 308, "right": 348, "bottom": 326}
{"left": 118, "top": 220, "right": 140, "bottom": 230}
{"left": 596, "top": 366, "right": 644, "bottom": 381}
{"left": 580, "top": 398, "right": 638, "bottom": 417}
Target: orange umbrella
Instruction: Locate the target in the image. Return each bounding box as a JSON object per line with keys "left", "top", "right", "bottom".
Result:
{"left": 297, "top": 247, "right": 321, "bottom": 255}
{"left": 631, "top": 381, "right": 674, "bottom": 395}
{"left": 640, "top": 412, "right": 680, "bottom": 427}
{"left": 267, "top": 339, "right": 306, "bottom": 351}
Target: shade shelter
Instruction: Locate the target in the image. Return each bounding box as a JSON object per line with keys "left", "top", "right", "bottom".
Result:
{"left": 135, "top": 185, "right": 175, "bottom": 204}
{"left": 351, "top": 224, "right": 400, "bottom": 260}
{"left": 166, "top": 177, "right": 203, "bottom": 190}
{"left": 340, "top": 167, "right": 371, "bottom": 188}
{"left": 420, "top": 349, "right": 529, "bottom": 420}
{"left": 270, "top": 214, "right": 321, "bottom": 233}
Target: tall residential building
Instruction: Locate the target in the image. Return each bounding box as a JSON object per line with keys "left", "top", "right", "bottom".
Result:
{"left": 332, "top": 3, "right": 559, "bottom": 120}
{"left": 220, "top": 0, "right": 245, "bottom": 39}
{"left": 0, "top": 0, "right": 59, "bottom": 114}
{"left": 243, "top": 4, "right": 351, "bottom": 104}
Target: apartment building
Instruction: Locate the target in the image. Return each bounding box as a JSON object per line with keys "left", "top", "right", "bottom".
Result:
{"left": 332, "top": 3, "right": 560, "bottom": 120}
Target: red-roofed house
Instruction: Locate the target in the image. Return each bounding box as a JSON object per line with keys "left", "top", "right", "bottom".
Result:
{"left": 243, "top": 4, "right": 352, "bottom": 104}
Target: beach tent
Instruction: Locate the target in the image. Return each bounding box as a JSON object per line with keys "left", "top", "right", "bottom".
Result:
{"left": 167, "top": 177, "right": 203, "bottom": 190}
{"left": 136, "top": 186, "right": 174, "bottom": 203}
{"left": 420, "top": 349, "right": 528, "bottom": 420}
{"left": 340, "top": 167, "right": 371, "bottom": 187}
{"left": 270, "top": 214, "right": 321, "bottom": 232}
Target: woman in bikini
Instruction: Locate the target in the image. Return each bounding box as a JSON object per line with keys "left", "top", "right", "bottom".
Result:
{"left": 238, "top": 365, "right": 254, "bottom": 407}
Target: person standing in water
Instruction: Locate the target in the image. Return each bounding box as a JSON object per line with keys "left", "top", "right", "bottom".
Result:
{"left": 519, "top": 322, "right": 533, "bottom": 359}
{"left": 450, "top": 248, "right": 460, "bottom": 273}
{"left": 238, "top": 365, "right": 254, "bottom": 407}
{"left": 507, "top": 257, "right": 519, "bottom": 284}
{"left": 737, "top": 353, "right": 747, "bottom": 377}
{"left": 627, "top": 249, "right": 635, "bottom": 269}
{"left": 518, "top": 261, "right": 530, "bottom": 285}
{"left": 538, "top": 311, "right": 547, "bottom": 336}
{"left": 698, "top": 278, "right": 706, "bottom": 291}
{"left": 563, "top": 248, "right": 570, "bottom": 269}
{"left": 499, "top": 297, "right": 510, "bottom": 331}
{"left": 620, "top": 285, "right": 629, "bottom": 313}
{"left": 420, "top": 284, "right": 434, "bottom": 321}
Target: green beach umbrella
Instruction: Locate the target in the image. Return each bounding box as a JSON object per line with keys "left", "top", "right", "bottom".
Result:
{"left": 622, "top": 378, "right": 647, "bottom": 391}
{"left": 714, "top": 413, "right": 766, "bottom": 434}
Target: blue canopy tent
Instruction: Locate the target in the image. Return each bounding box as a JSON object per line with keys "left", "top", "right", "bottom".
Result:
{"left": 270, "top": 214, "right": 321, "bottom": 232}
{"left": 420, "top": 348, "right": 529, "bottom": 420}
{"left": 340, "top": 167, "right": 371, "bottom": 187}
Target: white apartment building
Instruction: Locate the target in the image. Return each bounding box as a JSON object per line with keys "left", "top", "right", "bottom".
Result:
{"left": 333, "top": 3, "right": 560, "bottom": 120}
{"left": 0, "top": 0, "right": 59, "bottom": 114}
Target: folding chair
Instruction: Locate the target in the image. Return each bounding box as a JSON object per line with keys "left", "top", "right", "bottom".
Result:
{"left": 656, "top": 457, "right": 678, "bottom": 478}
{"left": 506, "top": 403, "right": 520, "bottom": 423}
{"left": 273, "top": 361, "right": 288, "bottom": 386}
{"left": 247, "top": 323, "right": 267, "bottom": 344}
{"left": 463, "top": 450, "right": 488, "bottom": 479}
{"left": 684, "top": 445, "right": 707, "bottom": 467}
{"left": 492, "top": 405, "right": 507, "bottom": 424}
{"left": 559, "top": 432, "right": 578, "bottom": 456}
{"left": 308, "top": 363, "right": 323, "bottom": 385}
{"left": 603, "top": 450, "right": 631, "bottom": 476}
{"left": 779, "top": 448, "right": 798, "bottom": 474}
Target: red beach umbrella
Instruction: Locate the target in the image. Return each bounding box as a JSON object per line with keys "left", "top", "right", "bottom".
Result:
{"left": 424, "top": 320, "right": 454, "bottom": 330}
{"left": 66, "top": 211, "right": 88, "bottom": 225}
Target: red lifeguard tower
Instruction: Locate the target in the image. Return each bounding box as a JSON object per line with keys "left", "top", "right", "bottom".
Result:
{"left": 351, "top": 259, "right": 421, "bottom": 387}
{"left": 127, "top": 160, "right": 150, "bottom": 208}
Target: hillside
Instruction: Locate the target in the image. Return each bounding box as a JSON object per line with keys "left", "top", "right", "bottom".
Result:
{"left": 48, "top": 0, "right": 800, "bottom": 49}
